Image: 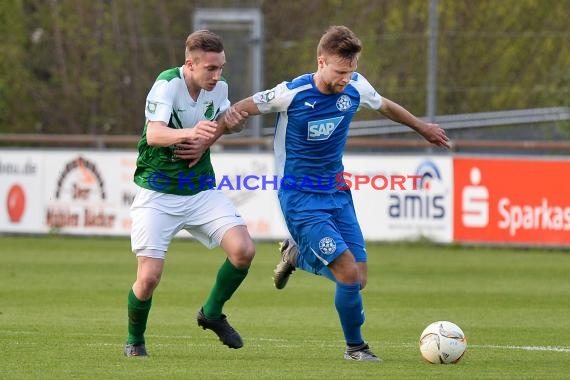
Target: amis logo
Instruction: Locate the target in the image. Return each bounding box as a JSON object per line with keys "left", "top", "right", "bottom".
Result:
{"left": 307, "top": 116, "right": 343, "bottom": 141}
{"left": 388, "top": 160, "right": 447, "bottom": 219}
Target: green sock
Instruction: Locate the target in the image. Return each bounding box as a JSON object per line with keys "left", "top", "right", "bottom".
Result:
{"left": 127, "top": 288, "right": 152, "bottom": 345}
{"left": 202, "top": 258, "right": 249, "bottom": 319}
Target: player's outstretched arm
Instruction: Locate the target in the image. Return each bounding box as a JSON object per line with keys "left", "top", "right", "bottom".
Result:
{"left": 225, "top": 97, "right": 262, "bottom": 134}
{"left": 218, "top": 106, "right": 250, "bottom": 134}
{"left": 378, "top": 97, "right": 450, "bottom": 148}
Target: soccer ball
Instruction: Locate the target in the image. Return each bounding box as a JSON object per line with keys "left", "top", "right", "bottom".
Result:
{"left": 419, "top": 321, "right": 467, "bottom": 364}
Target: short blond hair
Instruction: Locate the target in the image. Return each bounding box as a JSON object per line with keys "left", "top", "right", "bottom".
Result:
{"left": 185, "top": 30, "right": 224, "bottom": 59}
{"left": 317, "top": 25, "right": 362, "bottom": 61}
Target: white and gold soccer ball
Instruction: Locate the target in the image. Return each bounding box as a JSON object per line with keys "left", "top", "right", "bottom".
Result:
{"left": 419, "top": 321, "right": 467, "bottom": 364}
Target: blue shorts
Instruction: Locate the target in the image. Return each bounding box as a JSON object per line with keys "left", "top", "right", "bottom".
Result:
{"left": 278, "top": 188, "right": 367, "bottom": 274}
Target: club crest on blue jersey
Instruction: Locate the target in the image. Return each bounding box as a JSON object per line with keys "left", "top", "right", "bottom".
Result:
{"left": 336, "top": 95, "right": 351, "bottom": 111}
{"left": 307, "top": 116, "right": 344, "bottom": 141}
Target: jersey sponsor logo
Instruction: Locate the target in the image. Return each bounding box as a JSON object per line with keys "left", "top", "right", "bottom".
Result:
{"left": 304, "top": 101, "right": 316, "bottom": 109}
{"left": 336, "top": 95, "right": 351, "bottom": 111}
{"left": 307, "top": 116, "right": 344, "bottom": 141}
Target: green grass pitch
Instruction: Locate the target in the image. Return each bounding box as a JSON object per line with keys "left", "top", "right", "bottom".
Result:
{"left": 1, "top": 236, "right": 569, "bottom": 379}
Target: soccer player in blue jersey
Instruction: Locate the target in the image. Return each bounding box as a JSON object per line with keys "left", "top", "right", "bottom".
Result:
{"left": 229, "top": 25, "right": 449, "bottom": 361}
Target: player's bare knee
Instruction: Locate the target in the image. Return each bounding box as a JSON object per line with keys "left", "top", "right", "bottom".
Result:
{"left": 136, "top": 274, "right": 161, "bottom": 296}
{"left": 330, "top": 251, "right": 359, "bottom": 283}
{"left": 331, "top": 263, "right": 359, "bottom": 284}
{"left": 230, "top": 242, "right": 255, "bottom": 268}
{"left": 242, "top": 243, "right": 256, "bottom": 263}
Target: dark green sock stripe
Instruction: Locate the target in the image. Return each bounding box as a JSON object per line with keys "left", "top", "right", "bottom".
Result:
{"left": 127, "top": 288, "right": 152, "bottom": 345}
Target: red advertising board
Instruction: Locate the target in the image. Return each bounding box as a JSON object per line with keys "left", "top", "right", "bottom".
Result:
{"left": 454, "top": 157, "right": 570, "bottom": 245}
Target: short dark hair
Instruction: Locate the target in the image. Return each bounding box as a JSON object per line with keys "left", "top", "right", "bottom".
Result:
{"left": 185, "top": 30, "right": 224, "bottom": 58}
{"left": 317, "top": 25, "right": 362, "bottom": 61}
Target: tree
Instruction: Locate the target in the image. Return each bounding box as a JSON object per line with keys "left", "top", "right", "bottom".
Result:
{"left": 0, "top": 0, "right": 568, "bottom": 135}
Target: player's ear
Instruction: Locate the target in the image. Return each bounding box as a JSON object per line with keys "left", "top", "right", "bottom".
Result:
{"left": 185, "top": 54, "right": 198, "bottom": 70}
{"left": 317, "top": 56, "right": 325, "bottom": 69}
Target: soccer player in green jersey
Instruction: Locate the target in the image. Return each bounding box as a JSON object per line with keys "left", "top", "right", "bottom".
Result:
{"left": 124, "top": 30, "right": 254, "bottom": 357}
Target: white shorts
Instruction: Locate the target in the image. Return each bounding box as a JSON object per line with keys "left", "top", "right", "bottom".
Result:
{"left": 130, "top": 186, "right": 246, "bottom": 258}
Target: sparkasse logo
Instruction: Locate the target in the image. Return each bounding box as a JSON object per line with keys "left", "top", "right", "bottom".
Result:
{"left": 453, "top": 157, "right": 570, "bottom": 245}
{"left": 461, "top": 167, "right": 489, "bottom": 228}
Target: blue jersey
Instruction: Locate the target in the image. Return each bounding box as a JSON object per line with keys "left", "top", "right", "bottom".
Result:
{"left": 253, "top": 72, "right": 382, "bottom": 193}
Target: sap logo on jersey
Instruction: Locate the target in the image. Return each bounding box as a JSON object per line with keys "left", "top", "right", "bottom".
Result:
{"left": 307, "top": 116, "right": 344, "bottom": 141}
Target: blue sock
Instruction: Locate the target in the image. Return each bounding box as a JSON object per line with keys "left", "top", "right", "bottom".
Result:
{"left": 334, "top": 282, "right": 365, "bottom": 345}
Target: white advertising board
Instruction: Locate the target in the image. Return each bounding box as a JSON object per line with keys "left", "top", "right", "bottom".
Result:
{"left": 1, "top": 149, "right": 452, "bottom": 243}
{"left": 343, "top": 155, "right": 453, "bottom": 243}
{"left": 41, "top": 151, "right": 137, "bottom": 236}
{"left": 0, "top": 151, "right": 45, "bottom": 232}
{"left": 210, "top": 153, "right": 288, "bottom": 239}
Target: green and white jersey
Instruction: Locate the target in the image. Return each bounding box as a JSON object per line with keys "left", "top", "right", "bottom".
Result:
{"left": 134, "top": 66, "right": 230, "bottom": 195}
